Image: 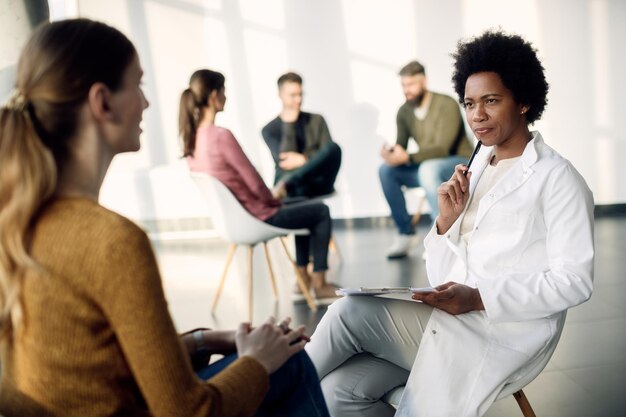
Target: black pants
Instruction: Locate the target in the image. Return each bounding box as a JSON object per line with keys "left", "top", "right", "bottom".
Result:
{"left": 277, "top": 142, "right": 342, "bottom": 198}
{"left": 265, "top": 201, "right": 331, "bottom": 272}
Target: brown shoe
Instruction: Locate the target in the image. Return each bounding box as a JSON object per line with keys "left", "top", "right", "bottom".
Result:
{"left": 313, "top": 284, "right": 341, "bottom": 300}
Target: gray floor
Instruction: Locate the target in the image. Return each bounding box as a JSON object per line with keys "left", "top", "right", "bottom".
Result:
{"left": 154, "top": 215, "right": 626, "bottom": 417}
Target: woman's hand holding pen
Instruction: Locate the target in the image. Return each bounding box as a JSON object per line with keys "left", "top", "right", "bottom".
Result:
{"left": 436, "top": 165, "right": 472, "bottom": 234}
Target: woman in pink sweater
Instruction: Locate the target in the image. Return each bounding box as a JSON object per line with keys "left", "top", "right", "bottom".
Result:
{"left": 180, "top": 69, "right": 338, "bottom": 299}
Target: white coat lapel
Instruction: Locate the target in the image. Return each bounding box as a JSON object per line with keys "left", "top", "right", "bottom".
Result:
{"left": 467, "top": 146, "right": 492, "bottom": 197}
{"left": 443, "top": 146, "right": 493, "bottom": 262}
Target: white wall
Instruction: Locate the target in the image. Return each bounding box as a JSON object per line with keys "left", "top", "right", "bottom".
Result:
{"left": 5, "top": 0, "right": 626, "bottom": 220}
{"left": 0, "top": 0, "right": 39, "bottom": 102}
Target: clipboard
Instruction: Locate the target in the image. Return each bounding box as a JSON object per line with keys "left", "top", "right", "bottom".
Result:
{"left": 335, "top": 286, "right": 436, "bottom": 296}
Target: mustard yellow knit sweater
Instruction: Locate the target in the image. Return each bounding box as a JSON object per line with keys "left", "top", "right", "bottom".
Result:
{"left": 0, "top": 197, "right": 269, "bottom": 417}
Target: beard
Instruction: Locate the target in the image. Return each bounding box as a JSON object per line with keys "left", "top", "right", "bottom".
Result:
{"left": 409, "top": 91, "right": 426, "bottom": 107}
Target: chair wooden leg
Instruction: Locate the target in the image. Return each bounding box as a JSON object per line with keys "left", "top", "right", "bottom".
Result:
{"left": 263, "top": 242, "right": 278, "bottom": 300}
{"left": 212, "top": 243, "right": 237, "bottom": 313}
{"left": 329, "top": 234, "right": 342, "bottom": 261}
{"left": 513, "top": 390, "right": 537, "bottom": 417}
{"left": 247, "top": 245, "right": 254, "bottom": 323}
{"left": 411, "top": 195, "right": 426, "bottom": 226}
{"left": 279, "top": 237, "right": 317, "bottom": 312}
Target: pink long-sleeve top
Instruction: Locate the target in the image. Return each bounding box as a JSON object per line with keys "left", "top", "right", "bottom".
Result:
{"left": 187, "top": 125, "right": 280, "bottom": 220}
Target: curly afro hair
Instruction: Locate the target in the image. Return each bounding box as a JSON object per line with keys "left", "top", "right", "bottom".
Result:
{"left": 451, "top": 30, "right": 549, "bottom": 124}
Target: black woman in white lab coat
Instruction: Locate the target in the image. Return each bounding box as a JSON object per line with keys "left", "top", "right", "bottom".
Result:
{"left": 307, "top": 30, "right": 594, "bottom": 417}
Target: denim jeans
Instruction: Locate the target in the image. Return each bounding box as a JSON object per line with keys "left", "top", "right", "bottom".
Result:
{"left": 196, "top": 351, "right": 330, "bottom": 417}
{"left": 378, "top": 156, "right": 467, "bottom": 235}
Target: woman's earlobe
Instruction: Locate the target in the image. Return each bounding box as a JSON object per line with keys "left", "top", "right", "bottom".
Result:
{"left": 520, "top": 105, "right": 530, "bottom": 115}
{"left": 207, "top": 90, "right": 217, "bottom": 107}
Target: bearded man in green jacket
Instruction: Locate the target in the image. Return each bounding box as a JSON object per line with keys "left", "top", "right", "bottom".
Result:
{"left": 380, "top": 61, "right": 473, "bottom": 259}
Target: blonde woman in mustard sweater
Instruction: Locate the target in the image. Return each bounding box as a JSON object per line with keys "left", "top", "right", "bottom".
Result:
{"left": 0, "top": 19, "right": 329, "bottom": 417}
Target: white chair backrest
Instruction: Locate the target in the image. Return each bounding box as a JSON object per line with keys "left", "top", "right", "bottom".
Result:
{"left": 190, "top": 172, "right": 307, "bottom": 245}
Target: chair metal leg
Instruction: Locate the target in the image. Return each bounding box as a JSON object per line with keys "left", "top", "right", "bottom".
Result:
{"left": 212, "top": 243, "right": 237, "bottom": 313}
{"left": 279, "top": 237, "right": 317, "bottom": 311}
{"left": 247, "top": 245, "right": 254, "bottom": 322}
{"left": 411, "top": 194, "right": 426, "bottom": 226}
{"left": 263, "top": 242, "right": 278, "bottom": 300}
{"left": 513, "top": 390, "right": 537, "bottom": 417}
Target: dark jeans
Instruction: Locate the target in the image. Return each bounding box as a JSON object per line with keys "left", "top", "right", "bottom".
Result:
{"left": 277, "top": 142, "right": 342, "bottom": 198}
{"left": 196, "top": 351, "right": 330, "bottom": 417}
{"left": 265, "top": 202, "right": 331, "bottom": 271}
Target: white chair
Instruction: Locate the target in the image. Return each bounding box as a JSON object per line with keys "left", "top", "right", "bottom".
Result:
{"left": 403, "top": 186, "right": 427, "bottom": 226}
{"left": 190, "top": 173, "right": 317, "bottom": 321}
{"left": 382, "top": 325, "right": 563, "bottom": 417}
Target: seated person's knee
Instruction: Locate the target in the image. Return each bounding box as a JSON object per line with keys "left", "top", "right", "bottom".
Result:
{"left": 379, "top": 163, "right": 393, "bottom": 179}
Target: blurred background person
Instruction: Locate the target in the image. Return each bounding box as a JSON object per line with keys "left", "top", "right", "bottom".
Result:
{"left": 181, "top": 69, "right": 339, "bottom": 300}
{"left": 379, "top": 60, "right": 473, "bottom": 259}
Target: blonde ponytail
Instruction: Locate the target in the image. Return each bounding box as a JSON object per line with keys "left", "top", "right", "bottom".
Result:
{"left": 0, "top": 19, "right": 136, "bottom": 341}
{"left": 0, "top": 104, "right": 56, "bottom": 338}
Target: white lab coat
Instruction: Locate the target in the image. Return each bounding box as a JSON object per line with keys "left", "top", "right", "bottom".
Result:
{"left": 396, "top": 132, "right": 594, "bottom": 416}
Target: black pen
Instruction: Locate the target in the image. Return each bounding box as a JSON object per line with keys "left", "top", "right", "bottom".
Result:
{"left": 463, "top": 141, "right": 482, "bottom": 176}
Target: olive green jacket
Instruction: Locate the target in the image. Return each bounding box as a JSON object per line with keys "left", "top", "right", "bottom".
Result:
{"left": 396, "top": 92, "right": 473, "bottom": 163}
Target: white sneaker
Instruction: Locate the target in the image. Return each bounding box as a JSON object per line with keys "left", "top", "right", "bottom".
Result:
{"left": 386, "top": 234, "right": 415, "bottom": 259}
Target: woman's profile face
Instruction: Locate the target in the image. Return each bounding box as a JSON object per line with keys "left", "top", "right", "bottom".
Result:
{"left": 463, "top": 71, "right": 527, "bottom": 149}
{"left": 106, "top": 53, "right": 149, "bottom": 153}
{"left": 212, "top": 86, "right": 227, "bottom": 112}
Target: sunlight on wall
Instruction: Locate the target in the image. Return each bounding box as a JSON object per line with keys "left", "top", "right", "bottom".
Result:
{"left": 591, "top": 0, "right": 611, "bottom": 129}
{"left": 590, "top": 0, "right": 615, "bottom": 202}
{"left": 461, "top": 0, "right": 541, "bottom": 42}
{"left": 0, "top": 1, "right": 30, "bottom": 102}
{"left": 335, "top": 0, "right": 421, "bottom": 217}
{"left": 48, "top": 0, "right": 78, "bottom": 19}
{"left": 340, "top": 0, "right": 417, "bottom": 144}
{"left": 596, "top": 137, "right": 617, "bottom": 201}
{"left": 242, "top": 29, "right": 288, "bottom": 120}
{"left": 349, "top": 61, "right": 399, "bottom": 144}
{"left": 241, "top": 27, "right": 288, "bottom": 179}
{"left": 341, "top": 0, "right": 416, "bottom": 64}
{"left": 239, "top": 0, "right": 284, "bottom": 29}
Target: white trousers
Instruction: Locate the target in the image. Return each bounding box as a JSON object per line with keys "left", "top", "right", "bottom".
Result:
{"left": 306, "top": 296, "right": 433, "bottom": 417}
